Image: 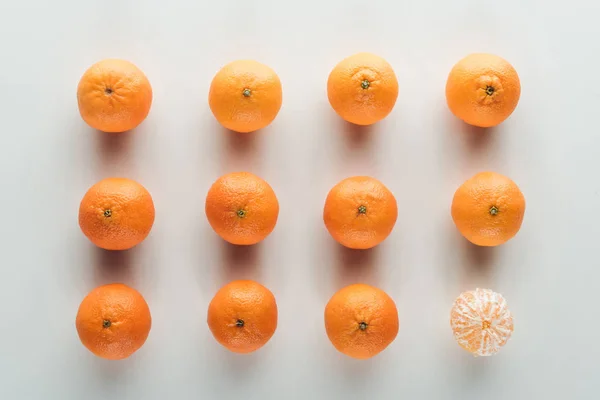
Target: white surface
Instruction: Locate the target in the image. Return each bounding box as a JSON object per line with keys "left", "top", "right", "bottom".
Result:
{"left": 0, "top": 0, "right": 598, "bottom": 399}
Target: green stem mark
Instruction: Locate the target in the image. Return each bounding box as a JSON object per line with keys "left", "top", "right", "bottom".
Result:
{"left": 102, "top": 320, "right": 111, "bottom": 328}
{"left": 104, "top": 209, "right": 112, "bottom": 218}
{"left": 489, "top": 206, "right": 499, "bottom": 216}
{"left": 359, "top": 322, "right": 368, "bottom": 331}
{"left": 361, "top": 80, "right": 370, "bottom": 89}
{"left": 237, "top": 210, "right": 246, "bottom": 218}
{"left": 242, "top": 88, "right": 252, "bottom": 97}
{"left": 358, "top": 205, "right": 367, "bottom": 214}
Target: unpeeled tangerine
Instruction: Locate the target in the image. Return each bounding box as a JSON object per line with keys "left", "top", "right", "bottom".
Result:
{"left": 450, "top": 288, "right": 514, "bottom": 356}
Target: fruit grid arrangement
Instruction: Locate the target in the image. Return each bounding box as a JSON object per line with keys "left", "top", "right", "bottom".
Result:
{"left": 75, "top": 53, "right": 523, "bottom": 361}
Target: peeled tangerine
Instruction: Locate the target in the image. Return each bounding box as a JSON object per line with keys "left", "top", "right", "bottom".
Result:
{"left": 450, "top": 288, "right": 514, "bottom": 356}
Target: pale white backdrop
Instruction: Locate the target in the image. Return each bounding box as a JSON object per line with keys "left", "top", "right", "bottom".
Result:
{"left": 0, "top": 0, "right": 598, "bottom": 399}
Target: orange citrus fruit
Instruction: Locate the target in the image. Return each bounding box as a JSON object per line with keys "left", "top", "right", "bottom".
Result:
{"left": 325, "top": 284, "right": 399, "bottom": 359}
{"left": 79, "top": 178, "right": 155, "bottom": 250}
{"left": 76, "top": 283, "right": 152, "bottom": 360}
{"left": 207, "top": 280, "right": 278, "bottom": 354}
{"left": 77, "top": 59, "right": 153, "bottom": 132}
{"left": 446, "top": 53, "right": 520, "bottom": 127}
{"left": 450, "top": 288, "right": 514, "bottom": 356}
{"left": 205, "top": 172, "right": 279, "bottom": 245}
{"left": 327, "top": 52, "right": 399, "bottom": 125}
{"left": 451, "top": 172, "right": 525, "bottom": 246}
{"left": 208, "top": 60, "right": 282, "bottom": 133}
{"left": 323, "top": 176, "right": 398, "bottom": 249}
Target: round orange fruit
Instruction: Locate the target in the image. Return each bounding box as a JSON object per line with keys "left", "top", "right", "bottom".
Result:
{"left": 446, "top": 53, "right": 520, "bottom": 128}
{"left": 327, "top": 52, "right": 399, "bottom": 125}
{"left": 205, "top": 172, "right": 279, "bottom": 245}
{"left": 76, "top": 283, "right": 152, "bottom": 360}
{"left": 325, "top": 284, "right": 399, "bottom": 359}
{"left": 77, "top": 59, "right": 153, "bottom": 132}
{"left": 451, "top": 172, "right": 525, "bottom": 246}
{"left": 323, "top": 176, "right": 397, "bottom": 249}
{"left": 450, "top": 288, "right": 514, "bottom": 357}
{"left": 208, "top": 60, "right": 283, "bottom": 133}
{"left": 207, "top": 280, "right": 278, "bottom": 354}
{"left": 79, "top": 178, "right": 155, "bottom": 250}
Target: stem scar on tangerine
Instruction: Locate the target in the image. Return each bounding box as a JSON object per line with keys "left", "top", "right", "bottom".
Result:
{"left": 205, "top": 172, "right": 279, "bottom": 246}
{"left": 209, "top": 60, "right": 282, "bottom": 133}
{"left": 451, "top": 171, "right": 525, "bottom": 247}
{"left": 77, "top": 58, "right": 153, "bottom": 133}
{"left": 325, "top": 284, "right": 399, "bottom": 359}
{"left": 327, "top": 52, "right": 398, "bottom": 126}
{"left": 445, "top": 53, "right": 520, "bottom": 128}
{"left": 323, "top": 176, "right": 397, "bottom": 249}
{"left": 207, "top": 280, "right": 278, "bottom": 354}
{"left": 76, "top": 283, "right": 152, "bottom": 360}
{"left": 79, "top": 178, "right": 155, "bottom": 251}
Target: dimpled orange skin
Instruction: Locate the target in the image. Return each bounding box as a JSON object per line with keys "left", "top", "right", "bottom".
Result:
{"left": 76, "top": 283, "right": 152, "bottom": 360}
{"left": 446, "top": 53, "right": 520, "bottom": 128}
{"left": 323, "top": 176, "right": 398, "bottom": 249}
{"left": 451, "top": 172, "right": 526, "bottom": 247}
{"left": 325, "top": 284, "right": 399, "bottom": 359}
{"left": 205, "top": 172, "right": 279, "bottom": 245}
{"left": 327, "top": 53, "right": 399, "bottom": 126}
{"left": 79, "top": 178, "right": 155, "bottom": 250}
{"left": 207, "top": 280, "right": 278, "bottom": 354}
{"left": 77, "top": 59, "right": 153, "bottom": 132}
{"left": 208, "top": 60, "right": 282, "bottom": 133}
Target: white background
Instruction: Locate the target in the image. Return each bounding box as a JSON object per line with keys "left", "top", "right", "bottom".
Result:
{"left": 0, "top": 0, "right": 598, "bottom": 399}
